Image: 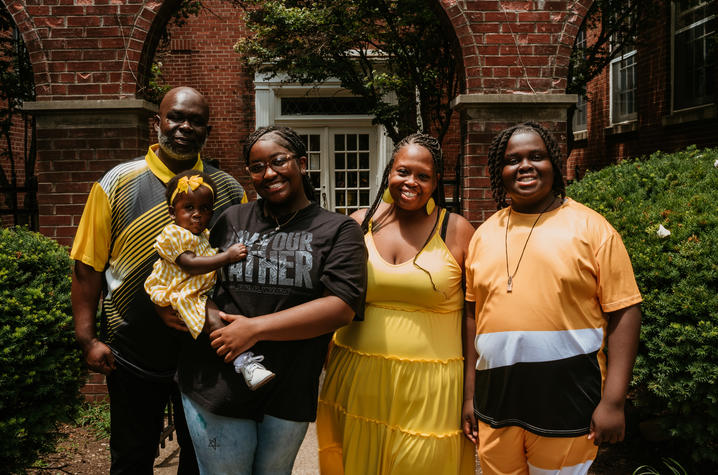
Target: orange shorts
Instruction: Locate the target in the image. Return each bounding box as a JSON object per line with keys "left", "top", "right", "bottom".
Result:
{"left": 477, "top": 420, "right": 598, "bottom": 475}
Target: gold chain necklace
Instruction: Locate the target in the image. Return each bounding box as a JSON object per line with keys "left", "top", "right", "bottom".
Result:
{"left": 271, "top": 209, "right": 299, "bottom": 231}
{"left": 504, "top": 197, "right": 557, "bottom": 293}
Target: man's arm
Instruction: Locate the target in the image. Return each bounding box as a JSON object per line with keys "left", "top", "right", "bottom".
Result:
{"left": 71, "top": 261, "right": 115, "bottom": 375}
{"left": 589, "top": 303, "right": 642, "bottom": 444}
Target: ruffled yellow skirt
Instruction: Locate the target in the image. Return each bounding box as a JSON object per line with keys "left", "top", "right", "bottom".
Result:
{"left": 317, "top": 305, "right": 475, "bottom": 475}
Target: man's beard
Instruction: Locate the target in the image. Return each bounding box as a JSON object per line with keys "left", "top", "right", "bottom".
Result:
{"left": 157, "top": 129, "right": 206, "bottom": 160}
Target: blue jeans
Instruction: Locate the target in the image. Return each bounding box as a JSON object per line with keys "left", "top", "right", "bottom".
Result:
{"left": 181, "top": 393, "right": 309, "bottom": 475}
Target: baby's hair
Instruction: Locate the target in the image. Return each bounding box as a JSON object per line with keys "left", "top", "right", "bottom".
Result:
{"left": 165, "top": 169, "right": 217, "bottom": 206}
{"left": 243, "top": 126, "right": 316, "bottom": 202}
{"left": 360, "top": 133, "right": 444, "bottom": 234}
{"left": 487, "top": 121, "right": 565, "bottom": 209}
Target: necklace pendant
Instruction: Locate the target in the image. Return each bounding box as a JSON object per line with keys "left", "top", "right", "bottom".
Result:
{"left": 507, "top": 276, "right": 513, "bottom": 293}
{"left": 275, "top": 225, "right": 281, "bottom": 231}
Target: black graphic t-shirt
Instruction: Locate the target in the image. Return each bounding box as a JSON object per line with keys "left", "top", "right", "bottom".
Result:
{"left": 177, "top": 200, "right": 367, "bottom": 422}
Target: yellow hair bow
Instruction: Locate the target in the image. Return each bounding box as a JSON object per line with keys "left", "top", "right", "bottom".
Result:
{"left": 170, "top": 175, "right": 214, "bottom": 204}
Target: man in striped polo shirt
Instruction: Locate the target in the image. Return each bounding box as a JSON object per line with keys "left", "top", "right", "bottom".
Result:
{"left": 71, "top": 87, "right": 246, "bottom": 474}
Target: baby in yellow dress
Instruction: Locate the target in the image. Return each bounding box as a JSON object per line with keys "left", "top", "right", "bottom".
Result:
{"left": 145, "top": 170, "right": 275, "bottom": 390}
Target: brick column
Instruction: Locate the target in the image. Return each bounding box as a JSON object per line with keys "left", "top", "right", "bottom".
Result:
{"left": 80, "top": 371, "right": 109, "bottom": 403}
{"left": 22, "top": 99, "right": 157, "bottom": 247}
{"left": 451, "top": 94, "right": 577, "bottom": 224}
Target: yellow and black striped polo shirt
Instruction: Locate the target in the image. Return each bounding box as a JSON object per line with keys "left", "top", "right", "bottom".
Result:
{"left": 71, "top": 145, "right": 245, "bottom": 378}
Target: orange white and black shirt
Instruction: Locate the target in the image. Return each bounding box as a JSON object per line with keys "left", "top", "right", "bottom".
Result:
{"left": 465, "top": 198, "right": 642, "bottom": 437}
{"left": 70, "top": 145, "right": 245, "bottom": 379}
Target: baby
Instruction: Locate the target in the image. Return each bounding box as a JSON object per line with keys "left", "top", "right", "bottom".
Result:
{"left": 145, "top": 170, "right": 275, "bottom": 390}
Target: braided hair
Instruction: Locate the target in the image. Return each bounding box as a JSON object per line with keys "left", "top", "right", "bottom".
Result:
{"left": 487, "top": 121, "right": 565, "bottom": 210}
{"left": 360, "top": 133, "right": 444, "bottom": 233}
{"left": 243, "top": 126, "right": 316, "bottom": 202}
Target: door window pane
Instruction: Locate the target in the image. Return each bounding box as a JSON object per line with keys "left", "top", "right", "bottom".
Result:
{"left": 333, "top": 133, "right": 371, "bottom": 215}
{"left": 300, "top": 134, "right": 322, "bottom": 200}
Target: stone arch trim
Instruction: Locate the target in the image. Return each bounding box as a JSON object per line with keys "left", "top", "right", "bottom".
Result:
{"left": 552, "top": 0, "right": 594, "bottom": 87}
{"left": 1, "top": 0, "right": 50, "bottom": 92}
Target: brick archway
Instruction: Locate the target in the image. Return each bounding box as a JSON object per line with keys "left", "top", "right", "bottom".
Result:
{"left": 132, "top": 0, "right": 183, "bottom": 100}
{"left": 552, "top": 0, "right": 594, "bottom": 88}
{"left": 432, "top": 0, "right": 594, "bottom": 221}
{"left": 1, "top": 0, "right": 183, "bottom": 102}
{"left": 7, "top": 0, "right": 597, "bottom": 238}
{"left": 117, "top": 0, "right": 169, "bottom": 98}
{"left": 436, "top": 0, "right": 480, "bottom": 94}
{"left": 436, "top": 0, "right": 593, "bottom": 95}
{"left": 1, "top": 0, "right": 49, "bottom": 91}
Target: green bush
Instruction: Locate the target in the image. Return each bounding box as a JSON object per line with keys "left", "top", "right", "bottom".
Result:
{"left": 567, "top": 146, "right": 718, "bottom": 465}
{"left": 0, "top": 227, "right": 85, "bottom": 473}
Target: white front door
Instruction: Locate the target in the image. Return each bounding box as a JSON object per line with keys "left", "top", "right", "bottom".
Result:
{"left": 296, "top": 127, "right": 377, "bottom": 215}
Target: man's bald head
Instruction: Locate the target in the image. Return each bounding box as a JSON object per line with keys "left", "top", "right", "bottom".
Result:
{"left": 159, "top": 87, "right": 209, "bottom": 120}
{"left": 154, "top": 87, "right": 210, "bottom": 165}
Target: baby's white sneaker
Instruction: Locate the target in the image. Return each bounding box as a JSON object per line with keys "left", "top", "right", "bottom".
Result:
{"left": 233, "top": 352, "right": 275, "bottom": 391}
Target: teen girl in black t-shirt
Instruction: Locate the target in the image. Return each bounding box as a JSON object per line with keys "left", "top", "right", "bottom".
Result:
{"left": 175, "top": 126, "right": 367, "bottom": 474}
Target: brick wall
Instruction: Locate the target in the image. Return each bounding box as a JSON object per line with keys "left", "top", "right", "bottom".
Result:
{"left": 439, "top": 109, "right": 462, "bottom": 209}
{"left": 34, "top": 120, "right": 150, "bottom": 246}
{"left": 442, "top": 0, "right": 590, "bottom": 95}
{"left": 4, "top": 0, "right": 593, "bottom": 400}
{"left": 440, "top": 0, "right": 589, "bottom": 223}
{"left": 80, "top": 371, "right": 109, "bottom": 403}
{"left": 568, "top": 2, "right": 718, "bottom": 179}
{"left": 7, "top": 0, "right": 714, "bottom": 402}
{"left": 155, "top": 1, "right": 255, "bottom": 188}
{"left": 3, "top": 0, "right": 591, "bottom": 235}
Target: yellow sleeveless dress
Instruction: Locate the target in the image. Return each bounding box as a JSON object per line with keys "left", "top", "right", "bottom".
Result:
{"left": 317, "top": 209, "right": 475, "bottom": 475}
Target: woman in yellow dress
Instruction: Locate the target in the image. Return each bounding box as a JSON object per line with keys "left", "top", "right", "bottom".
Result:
{"left": 317, "top": 133, "right": 476, "bottom": 474}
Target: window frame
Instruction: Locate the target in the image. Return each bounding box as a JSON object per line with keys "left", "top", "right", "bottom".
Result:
{"left": 609, "top": 49, "right": 638, "bottom": 124}
{"left": 670, "top": 0, "right": 716, "bottom": 112}
{"left": 572, "top": 27, "right": 588, "bottom": 132}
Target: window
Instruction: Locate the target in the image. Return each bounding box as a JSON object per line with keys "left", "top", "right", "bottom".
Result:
{"left": 672, "top": 0, "right": 716, "bottom": 110}
{"left": 281, "top": 97, "right": 371, "bottom": 115}
{"left": 610, "top": 50, "right": 637, "bottom": 123}
{"left": 572, "top": 28, "right": 588, "bottom": 132}
{"left": 573, "top": 94, "right": 588, "bottom": 132}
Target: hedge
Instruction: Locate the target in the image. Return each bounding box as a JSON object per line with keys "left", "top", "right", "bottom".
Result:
{"left": 567, "top": 146, "right": 718, "bottom": 464}
{"left": 0, "top": 227, "right": 85, "bottom": 473}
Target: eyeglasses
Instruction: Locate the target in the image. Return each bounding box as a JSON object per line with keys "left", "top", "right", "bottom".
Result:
{"left": 247, "top": 155, "right": 295, "bottom": 175}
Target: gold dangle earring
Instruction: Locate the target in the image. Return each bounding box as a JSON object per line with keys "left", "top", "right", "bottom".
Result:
{"left": 425, "top": 197, "right": 435, "bottom": 215}
{"left": 382, "top": 188, "right": 394, "bottom": 204}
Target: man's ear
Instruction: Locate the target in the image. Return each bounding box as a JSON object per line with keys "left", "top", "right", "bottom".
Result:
{"left": 153, "top": 114, "right": 160, "bottom": 133}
